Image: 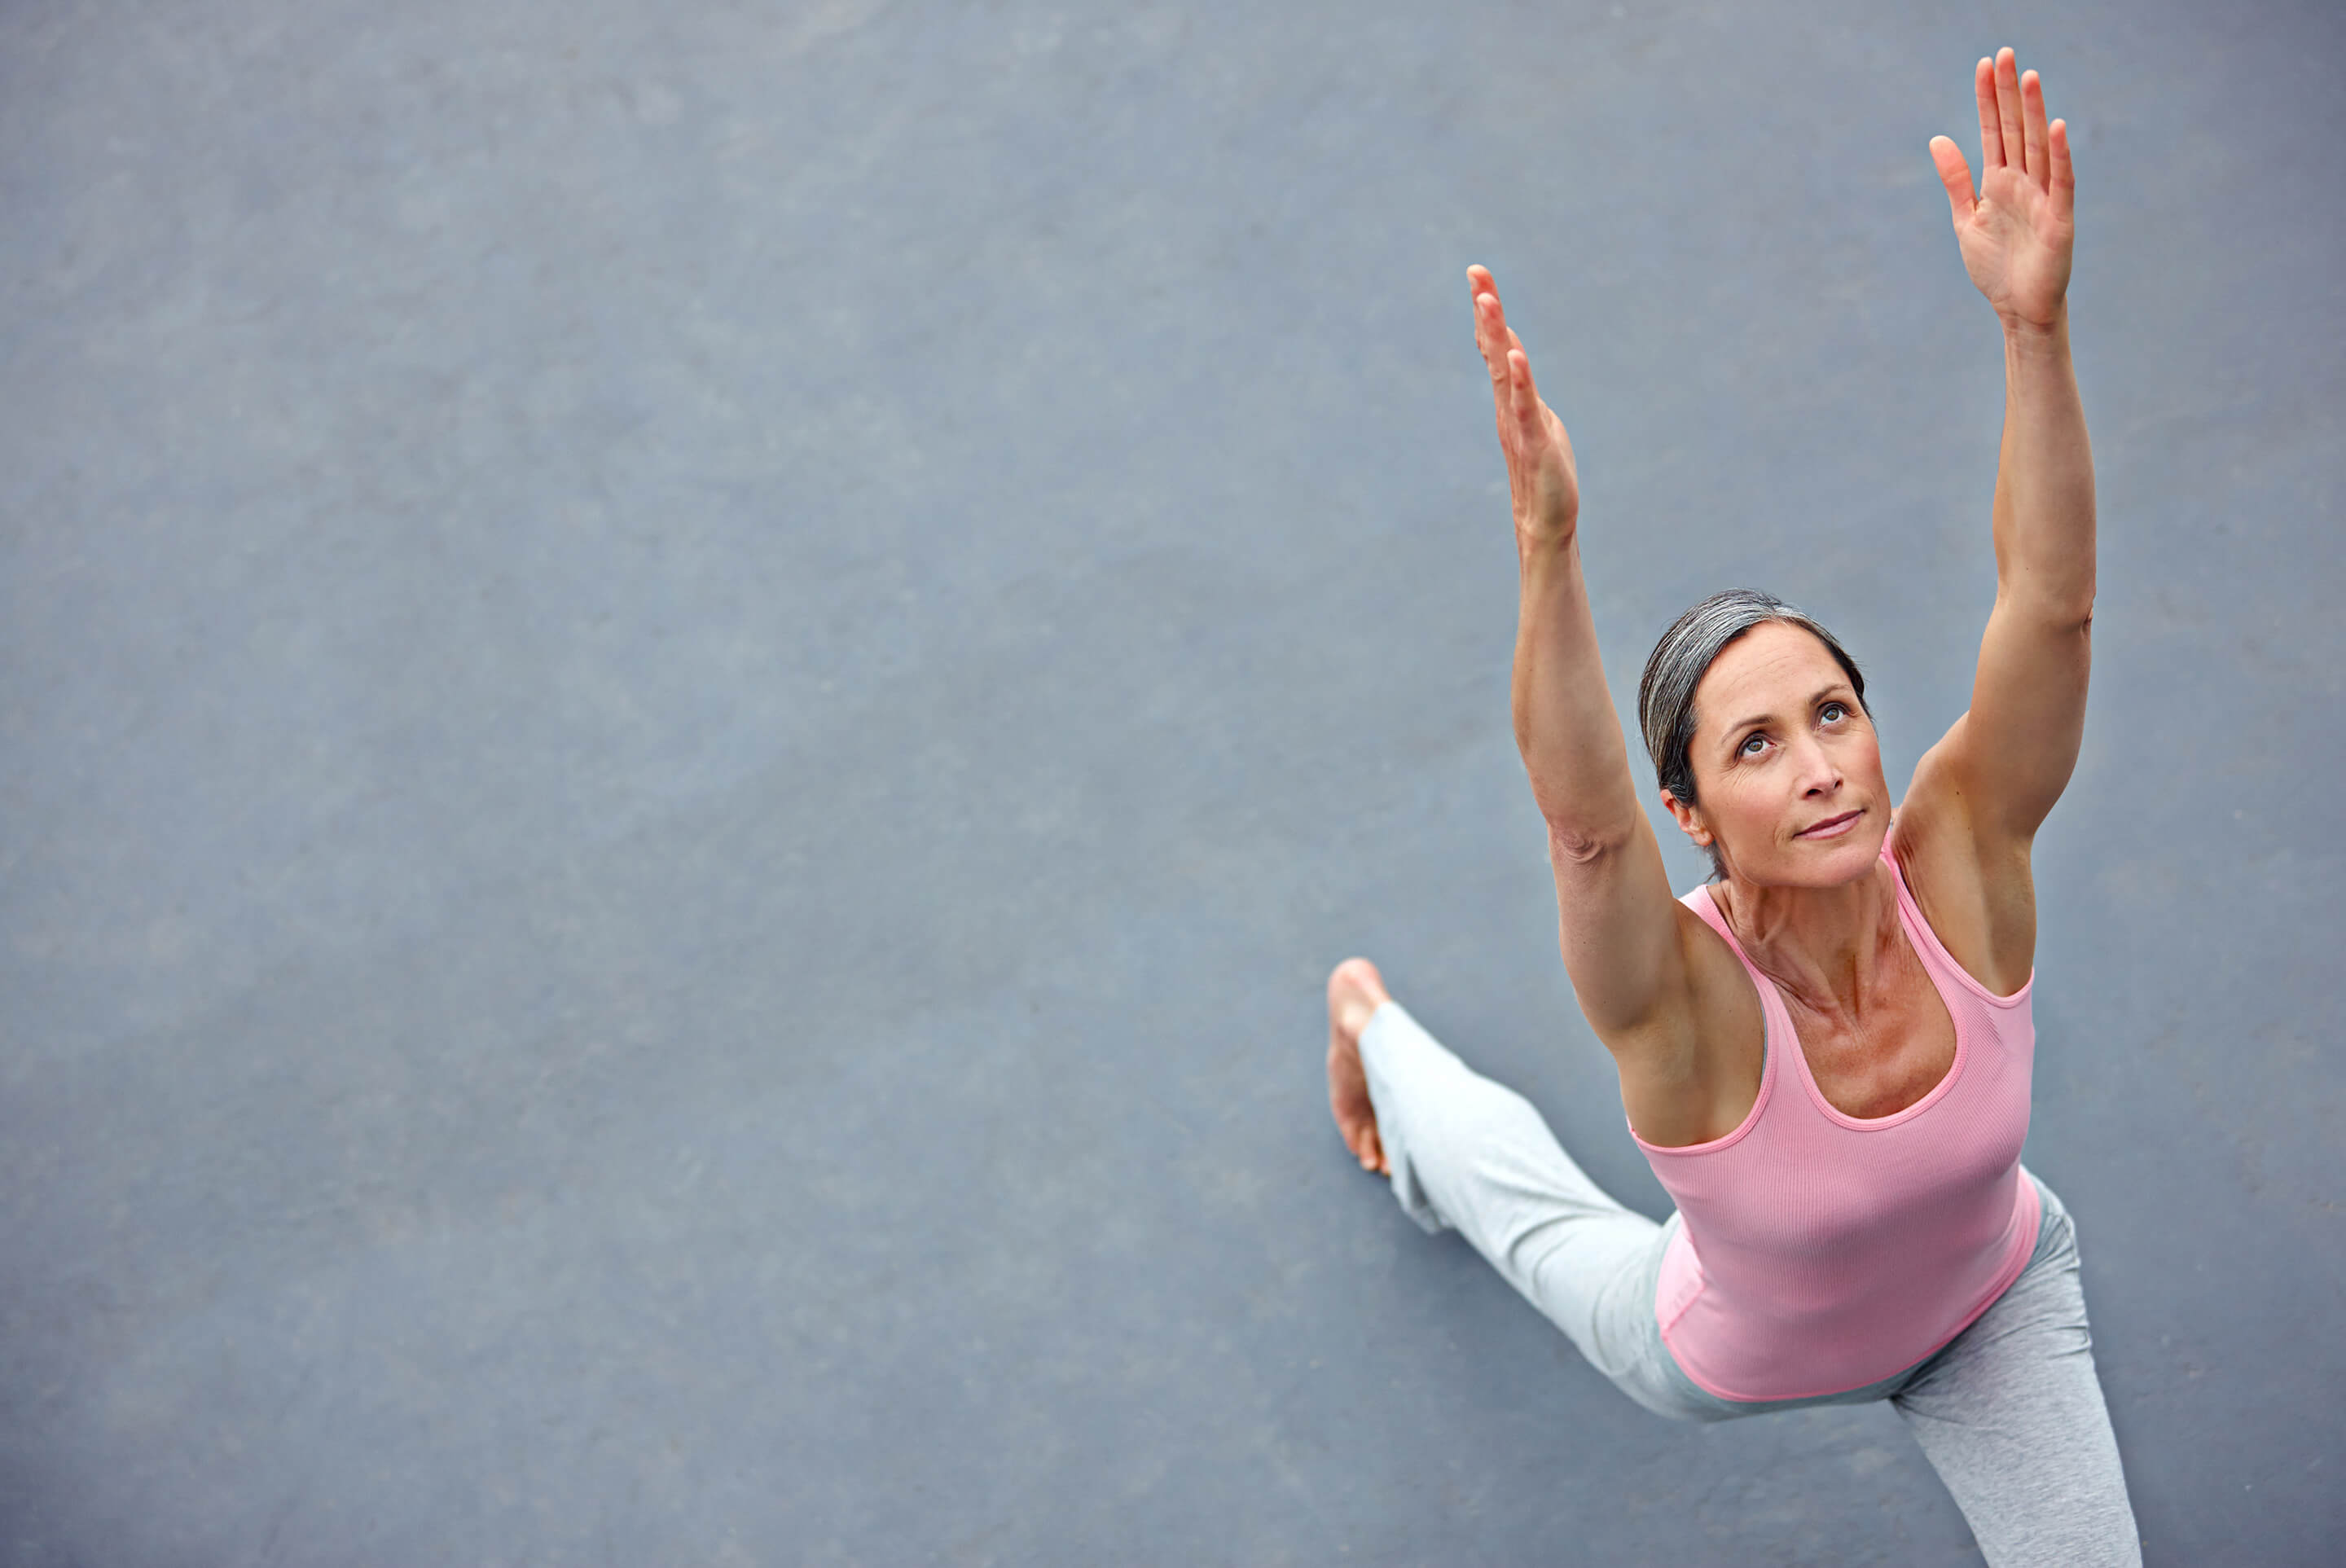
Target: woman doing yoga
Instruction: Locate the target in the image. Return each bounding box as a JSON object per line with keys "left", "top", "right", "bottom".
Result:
{"left": 1323, "top": 48, "right": 2138, "bottom": 1566}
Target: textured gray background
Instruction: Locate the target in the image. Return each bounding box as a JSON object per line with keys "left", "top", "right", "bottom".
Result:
{"left": 3, "top": 0, "right": 2340, "bottom": 1562}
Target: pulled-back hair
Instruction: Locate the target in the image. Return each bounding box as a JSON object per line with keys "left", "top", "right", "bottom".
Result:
{"left": 1636, "top": 589, "right": 1867, "bottom": 880}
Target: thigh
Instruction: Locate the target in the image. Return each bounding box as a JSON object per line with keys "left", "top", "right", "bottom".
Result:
{"left": 1890, "top": 1183, "right": 2142, "bottom": 1567}
{"left": 1359, "top": 1002, "right": 1680, "bottom": 1406}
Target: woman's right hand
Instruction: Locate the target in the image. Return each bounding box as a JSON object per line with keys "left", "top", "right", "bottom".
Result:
{"left": 1469, "top": 266, "right": 1581, "bottom": 550}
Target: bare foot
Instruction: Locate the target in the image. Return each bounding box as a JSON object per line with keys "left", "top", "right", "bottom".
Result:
{"left": 1327, "top": 957, "right": 1393, "bottom": 1175}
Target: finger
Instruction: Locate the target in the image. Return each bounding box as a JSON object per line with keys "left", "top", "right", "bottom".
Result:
{"left": 1928, "top": 134, "right": 1975, "bottom": 224}
{"left": 2021, "top": 68, "right": 2049, "bottom": 190}
{"left": 1466, "top": 263, "right": 1497, "bottom": 314}
{"left": 1996, "top": 48, "right": 2027, "bottom": 179}
{"left": 1505, "top": 325, "right": 1530, "bottom": 379}
{"left": 1476, "top": 293, "right": 1509, "bottom": 387}
{"left": 1480, "top": 285, "right": 1517, "bottom": 358}
{"left": 1484, "top": 306, "right": 1531, "bottom": 452}
{"left": 1480, "top": 305, "right": 1522, "bottom": 455}
{"left": 1972, "top": 56, "right": 2001, "bottom": 169}
{"left": 1468, "top": 266, "right": 1501, "bottom": 353}
{"left": 1509, "top": 349, "right": 1544, "bottom": 440}
{"left": 1496, "top": 345, "right": 1528, "bottom": 451}
{"left": 2049, "top": 117, "right": 2075, "bottom": 222}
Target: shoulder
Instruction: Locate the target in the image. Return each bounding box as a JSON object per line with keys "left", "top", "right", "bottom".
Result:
{"left": 1609, "top": 890, "right": 1768, "bottom": 1147}
{"left": 1891, "top": 737, "right": 2038, "bottom": 996}
{"left": 1605, "top": 889, "right": 1755, "bottom": 1060}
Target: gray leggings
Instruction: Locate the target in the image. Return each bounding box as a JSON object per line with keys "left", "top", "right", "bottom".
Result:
{"left": 1359, "top": 999, "right": 2142, "bottom": 1567}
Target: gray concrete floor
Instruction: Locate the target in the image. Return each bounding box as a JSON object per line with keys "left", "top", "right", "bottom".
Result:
{"left": 4, "top": 1, "right": 2340, "bottom": 1562}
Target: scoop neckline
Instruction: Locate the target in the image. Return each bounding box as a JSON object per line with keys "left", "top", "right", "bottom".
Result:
{"left": 1698, "top": 862, "right": 1972, "bottom": 1134}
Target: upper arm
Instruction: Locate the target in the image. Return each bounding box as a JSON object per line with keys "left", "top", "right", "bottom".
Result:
{"left": 1944, "top": 590, "right": 2093, "bottom": 847}
{"left": 1901, "top": 708, "right": 2054, "bottom": 996}
{"left": 1545, "top": 809, "right": 1729, "bottom": 1065}
{"left": 1548, "top": 811, "right": 1764, "bottom": 1145}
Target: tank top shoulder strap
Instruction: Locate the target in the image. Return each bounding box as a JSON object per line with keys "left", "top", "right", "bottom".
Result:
{"left": 1680, "top": 881, "right": 1755, "bottom": 974}
{"left": 1682, "top": 881, "right": 1785, "bottom": 1034}
{"left": 1681, "top": 882, "right": 1791, "bottom": 1039}
{"left": 1880, "top": 817, "right": 2034, "bottom": 1008}
{"left": 1660, "top": 881, "right": 1786, "bottom": 1150}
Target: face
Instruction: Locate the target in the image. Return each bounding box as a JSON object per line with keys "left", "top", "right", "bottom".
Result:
{"left": 1663, "top": 621, "right": 1887, "bottom": 887}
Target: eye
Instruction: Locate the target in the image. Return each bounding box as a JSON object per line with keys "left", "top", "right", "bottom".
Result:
{"left": 1821, "top": 701, "right": 1848, "bottom": 723}
{"left": 1739, "top": 732, "right": 1768, "bottom": 757}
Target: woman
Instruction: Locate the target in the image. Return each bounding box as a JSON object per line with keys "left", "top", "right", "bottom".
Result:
{"left": 1323, "top": 48, "right": 2139, "bottom": 1566}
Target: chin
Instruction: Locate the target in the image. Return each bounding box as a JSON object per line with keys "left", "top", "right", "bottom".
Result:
{"left": 1808, "top": 813, "right": 1888, "bottom": 883}
{"left": 1764, "top": 810, "right": 1886, "bottom": 887}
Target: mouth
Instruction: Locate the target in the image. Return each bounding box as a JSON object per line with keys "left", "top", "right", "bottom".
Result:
{"left": 1795, "top": 809, "right": 1863, "bottom": 840}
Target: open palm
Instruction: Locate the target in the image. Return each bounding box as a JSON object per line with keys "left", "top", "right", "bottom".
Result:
{"left": 1930, "top": 48, "right": 2076, "bottom": 332}
{"left": 1467, "top": 265, "right": 1580, "bottom": 551}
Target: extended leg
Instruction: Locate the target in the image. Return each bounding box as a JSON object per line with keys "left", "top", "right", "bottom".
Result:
{"left": 1355, "top": 997, "right": 1667, "bottom": 1398}
{"left": 1890, "top": 1184, "right": 2142, "bottom": 1566}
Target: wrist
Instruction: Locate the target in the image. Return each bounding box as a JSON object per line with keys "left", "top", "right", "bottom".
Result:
{"left": 2001, "top": 301, "right": 2070, "bottom": 355}
{"left": 1515, "top": 512, "right": 1581, "bottom": 565}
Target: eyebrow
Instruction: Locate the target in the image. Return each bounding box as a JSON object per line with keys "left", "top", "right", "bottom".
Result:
{"left": 1721, "top": 683, "right": 1853, "bottom": 745}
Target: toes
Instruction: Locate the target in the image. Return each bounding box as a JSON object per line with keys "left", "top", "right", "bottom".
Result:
{"left": 1328, "top": 955, "right": 1385, "bottom": 1004}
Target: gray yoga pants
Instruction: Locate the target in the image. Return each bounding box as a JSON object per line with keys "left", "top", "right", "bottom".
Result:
{"left": 1358, "top": 999, "right": 2142, "bottom": 1567}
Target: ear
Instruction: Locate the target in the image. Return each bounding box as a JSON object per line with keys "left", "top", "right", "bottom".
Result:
{"left": 1661, "top": 790, "right": 1712, "bottom": 849}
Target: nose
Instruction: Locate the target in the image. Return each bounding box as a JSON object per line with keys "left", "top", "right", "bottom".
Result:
{"left": 1793, "top": 733, "right": 1843, "bottom": 797}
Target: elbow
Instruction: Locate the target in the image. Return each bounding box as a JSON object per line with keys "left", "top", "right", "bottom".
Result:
{"left": 2067, "top": 584, "right": 2095, "bottom": 634}
{"left": 1546, "top": 818, "right": 1634, "bottom": 867}
{"left": 2001, "top": 584, "right": 2096, "bottom": 636}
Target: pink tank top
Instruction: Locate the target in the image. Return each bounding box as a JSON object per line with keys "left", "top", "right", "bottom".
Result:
{"left": 1630, "top": 831, "right": 2043, "bottom": 1401}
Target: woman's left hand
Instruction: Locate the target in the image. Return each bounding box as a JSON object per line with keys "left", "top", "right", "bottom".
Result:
{"left": 1930, "top": 48, "right": 2074, "bottom": 334}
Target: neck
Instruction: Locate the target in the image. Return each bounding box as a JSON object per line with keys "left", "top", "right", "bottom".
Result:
{"left": 1711, "top": 863, "right": 1900, "bottom": 1017}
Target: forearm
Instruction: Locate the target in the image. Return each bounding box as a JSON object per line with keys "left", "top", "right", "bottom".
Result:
{"left": 1511, "top": 533, "right": 1645, "bottom": 848}
{"left": 1990, "top": 304, "right": 2096, "bottom": 621}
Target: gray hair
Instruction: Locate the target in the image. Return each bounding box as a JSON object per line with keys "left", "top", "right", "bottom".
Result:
{"left": 1636, "top": 589, "right": 1867, "bottom": 879}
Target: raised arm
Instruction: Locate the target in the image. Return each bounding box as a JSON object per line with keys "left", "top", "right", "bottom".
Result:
{"left": 1918, "top": 51, "right": 2094, "bottom": 850}
{"left": 1468, "top": 268, "right": 1697, "bottom": 1051}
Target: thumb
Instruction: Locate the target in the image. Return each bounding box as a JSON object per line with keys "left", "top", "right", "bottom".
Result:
{"left": 1928, "top": 135, "right": 1975, "bottom": 226}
